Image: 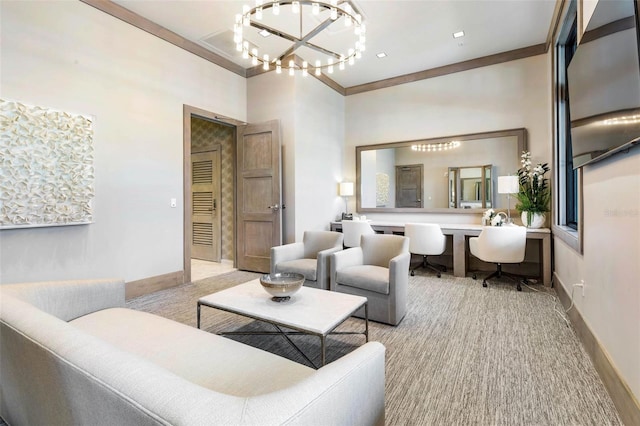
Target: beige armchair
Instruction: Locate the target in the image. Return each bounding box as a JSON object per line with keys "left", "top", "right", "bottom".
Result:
{"left": 271, "top": 231, "right": 344, "bottom": 290}
{"left": 469, "top": 225, "right": 528, "bottom": 291}
{"left": 330, "top": 234, "right": 410, "bottom": 325}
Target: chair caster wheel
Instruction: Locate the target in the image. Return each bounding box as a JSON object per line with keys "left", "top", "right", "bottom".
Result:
{"left": 482, "top": 281, "right": 488, "bottom": 288}
{"left": 517, "top": 284, "right": 522, "bottom": 291}
{"left": 437, "top": 272, "right": 441, "bottom": 278}
{"left": 472, "top": 274, "right": 477, "bottom": 280}
{"left": 410, "top": 270, "right": 415, "bottom": 276}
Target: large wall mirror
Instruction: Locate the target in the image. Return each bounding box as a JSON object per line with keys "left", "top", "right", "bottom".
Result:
{"left": 356, "top": 128, "right": 526, "bottom": 213}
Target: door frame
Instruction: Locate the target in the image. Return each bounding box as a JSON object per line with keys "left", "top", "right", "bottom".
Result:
{"left": 182, "top": 104, "right": 246, "bottom": 284}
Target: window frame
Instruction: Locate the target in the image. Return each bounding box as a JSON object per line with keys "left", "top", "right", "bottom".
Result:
{"left": 552, "top": 0, "right": 583, "bottom": 253}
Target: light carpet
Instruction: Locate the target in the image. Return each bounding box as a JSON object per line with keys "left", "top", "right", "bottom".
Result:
{"left": 127, "top": 270, "right": 622, "bottom": 426}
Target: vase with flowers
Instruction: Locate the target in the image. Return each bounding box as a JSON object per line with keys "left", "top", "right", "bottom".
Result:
{"left": 482, "top": 208, "right": 507, "bottom": 227}
{"left": 515, "top": 151, "right": 550, "bottom": 228}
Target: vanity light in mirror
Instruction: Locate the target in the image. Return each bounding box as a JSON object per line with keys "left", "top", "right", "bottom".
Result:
{"left": 411, "top": 141, "right": 461, "bottom": 152}
{"left": 356, "top": 128, "right": 526, "bottom": 213}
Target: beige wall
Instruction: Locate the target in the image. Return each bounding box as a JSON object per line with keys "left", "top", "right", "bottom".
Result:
{"left": 345, "top": 54, "right": 552, "bottom": 224}
{"left": 0, "top": 1, "right": 246, "bottom": 283}
{"left": 551, "top": 0, "right": 640, "bottom": 403}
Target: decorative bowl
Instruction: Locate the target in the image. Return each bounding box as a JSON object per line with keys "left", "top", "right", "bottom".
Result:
{"left": 259, "top": 273, "right": 304, "bottom": 302}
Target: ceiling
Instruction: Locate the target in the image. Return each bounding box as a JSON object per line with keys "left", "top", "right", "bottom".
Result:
{"left": 113, "top": 0, "right": 558, "bottom": 89}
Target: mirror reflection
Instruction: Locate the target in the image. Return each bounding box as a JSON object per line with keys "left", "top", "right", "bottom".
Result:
{"left": 448, "top": 165, "right": 493, "bottom": 209}
{"left": 357, "top": 129, "right": 526, "bottom": 212}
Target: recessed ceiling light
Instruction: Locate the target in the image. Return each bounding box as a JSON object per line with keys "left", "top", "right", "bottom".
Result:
{"left": 453, "top": 31, "right": 465, "bottom": 39}
{"left": 259, "top": 29, "right": 271, "bottom": 38}
{"left": 376, "top": 52, "right": 387, "bottom": 58}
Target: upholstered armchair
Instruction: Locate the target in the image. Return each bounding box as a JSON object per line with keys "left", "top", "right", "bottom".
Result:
{"left": 271, "top": 231, "right": 344, "bottom": 290}
{"left": 330, "top": 234, "right": 410, "bottom": 325}
{"left": 469, "top": 225, "right": 528, "bottom": 291}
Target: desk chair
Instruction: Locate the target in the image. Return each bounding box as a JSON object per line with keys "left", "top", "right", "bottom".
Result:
{"left": 271, "top": 231, "right": 344, "bottom": 290}
{"left": 330, "top": 234, "right": 410, "bottom": 325}
{"left": 404, "top": 223, "right": 447, "bottom": 278}
{"left": 341, "top": 220, "right": 375, "bottom": 248}
{"left": 469, "top": 225, "right": 528, "bottom": 291}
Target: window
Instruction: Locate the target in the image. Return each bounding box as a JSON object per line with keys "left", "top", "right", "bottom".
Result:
{"left": 555, "top": 3, "right": 579, "bottom": 232}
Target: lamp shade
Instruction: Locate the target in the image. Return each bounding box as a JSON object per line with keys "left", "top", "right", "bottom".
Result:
{"left": 498, "top": 176, "right": 519, "bottom": 194}
{"left": 339, "top": 182, "right": 354, "bottom": 197}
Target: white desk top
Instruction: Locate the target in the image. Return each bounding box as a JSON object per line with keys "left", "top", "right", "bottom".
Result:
{"left": 332, "top": 221, "right": 551, "bottom": 233}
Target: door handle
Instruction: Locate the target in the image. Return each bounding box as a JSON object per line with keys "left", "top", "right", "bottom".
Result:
{"left": 268, "top": 204, "right": 280, "bottom": 211}
{"left": 212, "top": 199, "right": 217, "bottom": 211}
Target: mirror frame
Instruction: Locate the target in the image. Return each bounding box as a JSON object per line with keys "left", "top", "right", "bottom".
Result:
{"left": 356, "top": 128, "right": 527, "bottom": 214}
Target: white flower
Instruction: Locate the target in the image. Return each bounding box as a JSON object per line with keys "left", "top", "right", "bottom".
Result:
{"left": 483, "top": 208, "right": 495, "bottom": 220}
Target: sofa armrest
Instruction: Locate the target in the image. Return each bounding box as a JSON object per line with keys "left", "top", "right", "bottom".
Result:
{"left": 270, "top": 242, "right": 305, "bottom": 274}
{"left": 316, "top": 246, "right": 343, "bottom": 290}
{"left": 0, "top": 279, "right": 125, "bottom": 321}
{"left": 389, "top": 252, "right": 411, "bottom": 287}
{"left": 243, "top": 341, "right": 386, "bottom": 425}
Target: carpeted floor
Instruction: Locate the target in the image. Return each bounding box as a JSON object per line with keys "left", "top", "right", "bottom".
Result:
{"left": 127, "top": 270, "right": 622, "bottom": 426}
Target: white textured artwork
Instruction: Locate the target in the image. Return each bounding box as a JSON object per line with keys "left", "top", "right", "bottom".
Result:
{"left": 0, "top": 99, "right": 94, "bottom": 228}
{"left": 376, "top": 173, "right": 389, "bottom": 207}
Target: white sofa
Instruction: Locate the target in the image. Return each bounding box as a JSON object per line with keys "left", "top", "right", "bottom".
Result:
{"left": 0, "top": 279, "right": 385, "bottom": 425}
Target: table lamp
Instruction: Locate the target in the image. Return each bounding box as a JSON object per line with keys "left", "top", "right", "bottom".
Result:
{"left": 498, "top": 175, "right": 519, "bottom": 224}
{"left": 339, "top": 182, "right": 354, "bottom": 216}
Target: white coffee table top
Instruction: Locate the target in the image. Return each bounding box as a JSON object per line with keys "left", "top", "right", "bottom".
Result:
{"left": 198, "top": 279, "right": 367, "bottom": 336}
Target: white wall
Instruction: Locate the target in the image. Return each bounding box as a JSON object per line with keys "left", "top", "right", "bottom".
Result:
{"left": 554, "top": 148, "right": 640, "bottom": 401}
{"left": 293, "top": 76, "right": 345, "bottom": 239}
{"left": 345, "top": 54, "right": 552, "bottom": 224}
{"left": 551, "top": 0, "right": 640, "bottom": 403}
{"left": 0, "top": 1, "right": 246, "bottom": 283}
{"left": 247, "top": 73, "right": 345, "bottom": 242}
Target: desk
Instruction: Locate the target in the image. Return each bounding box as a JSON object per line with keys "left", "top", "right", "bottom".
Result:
{"left": 330, "top": 221, "right": 552, "bottom": 287}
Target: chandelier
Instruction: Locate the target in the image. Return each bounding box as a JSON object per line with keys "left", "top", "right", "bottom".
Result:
{"left": 411, "top": 141, "right": 462, "bottom": 152}
{"left": 233, "top": 1, "right": 366, "bottom": 76}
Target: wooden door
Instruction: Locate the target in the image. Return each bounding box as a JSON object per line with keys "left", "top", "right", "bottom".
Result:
{"left": 396, "top": 164, "right": 423, "bottom": 208}
{"left": 191, "top": 149, "right": 221, "bottom": 261}
{"left": 236, "top": 120, "right": 282, "bottom": 272}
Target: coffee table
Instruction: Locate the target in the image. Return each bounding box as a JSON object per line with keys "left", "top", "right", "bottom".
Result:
{"left": 197, "top": 279, "right": 368, "bottom": 368}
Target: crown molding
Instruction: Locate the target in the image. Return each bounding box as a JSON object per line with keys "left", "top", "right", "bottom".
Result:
{"left": 79, "top": 0, "right": 246, "bottom": 77}
{"left": 345, "top": 43, "right": 547, "bottom": 96}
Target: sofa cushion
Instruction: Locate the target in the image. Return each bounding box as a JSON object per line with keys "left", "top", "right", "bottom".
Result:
{"left": 70, "top": 308, "right": 314, "bottom": 397}
{"left": 275, "top": 258, "right": 317, "bottom": 281}
{"left": 336, "top": 265, "right": 390, "bottom": 295}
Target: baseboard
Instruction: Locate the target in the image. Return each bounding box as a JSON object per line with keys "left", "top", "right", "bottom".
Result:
{"left": 555, "top": 273, "right": 640, "bottom": 425}
{"left": 125, "top": 271, "right": 184, "bottom": 300}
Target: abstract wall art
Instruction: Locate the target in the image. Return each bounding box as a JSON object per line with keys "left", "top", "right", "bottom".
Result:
{"left": 0, "top": 99, "right": 94, "bottom": 229}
